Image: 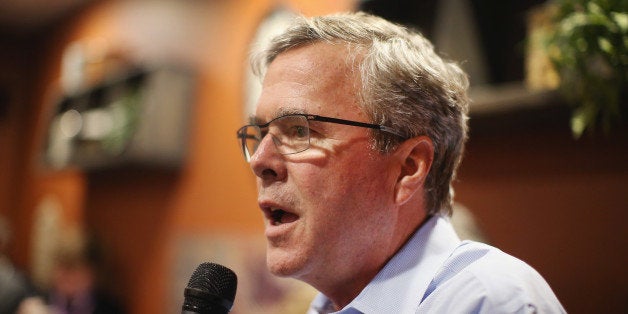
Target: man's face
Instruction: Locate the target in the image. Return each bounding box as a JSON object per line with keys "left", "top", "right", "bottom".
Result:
{"left": 250, "top": 43, "right": 400, "bottom": 287}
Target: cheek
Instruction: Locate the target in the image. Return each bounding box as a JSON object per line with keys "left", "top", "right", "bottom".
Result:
{"left": 296, "top": 160, "right": 391, "bottom": 220}
{"left": 294, "top": 164, "right": 353, "bottom": 204}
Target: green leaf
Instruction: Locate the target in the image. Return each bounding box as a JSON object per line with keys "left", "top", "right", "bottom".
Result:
{"left": 571, "top": 110, "right": 587, "bottom": 138}
{"left": 611, "top": 12, "right": 628, "bottom": 32}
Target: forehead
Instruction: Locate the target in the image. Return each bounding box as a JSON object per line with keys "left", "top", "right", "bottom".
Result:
{"left": 254, "top": 42, "right": 365, "bottom": 122}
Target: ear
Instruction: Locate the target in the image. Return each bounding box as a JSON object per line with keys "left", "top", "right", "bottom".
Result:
{"left": 394, "top": 136, "right": 434, "bottom": 205}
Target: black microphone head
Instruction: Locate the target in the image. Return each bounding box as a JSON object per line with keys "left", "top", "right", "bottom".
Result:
{"left": 182, "top": 262, "right": 237, "bottom": 314}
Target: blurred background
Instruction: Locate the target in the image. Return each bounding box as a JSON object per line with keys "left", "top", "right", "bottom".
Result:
{"left": 0, "top": 0, "right": 626, "bottom": 313}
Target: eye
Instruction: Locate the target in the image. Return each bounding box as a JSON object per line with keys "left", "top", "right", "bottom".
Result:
{"left": 290, "top": 125, "right": 309, "bottom": 139}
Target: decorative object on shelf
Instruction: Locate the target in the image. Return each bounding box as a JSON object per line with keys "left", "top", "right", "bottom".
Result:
{"left": 526, "top": 4, "right": 562, "bottom": 92}
{"left": 543, "top": 0, "right": 627, "bottom": 138}
{"left": 45, "top": 67, "right": 196, "bottom": 170}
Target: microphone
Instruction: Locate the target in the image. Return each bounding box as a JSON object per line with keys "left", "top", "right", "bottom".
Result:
{"left": 182, "top": 262, "right": 238, "bottom": 314}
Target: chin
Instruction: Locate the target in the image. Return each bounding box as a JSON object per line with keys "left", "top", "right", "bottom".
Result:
{"left": 266, "top": 248, "right": 307, "bottom": 278}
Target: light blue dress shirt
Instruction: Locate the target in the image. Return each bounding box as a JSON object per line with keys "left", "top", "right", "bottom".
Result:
{"left": 308, "top": 215, "right": 566, "bottom": 313}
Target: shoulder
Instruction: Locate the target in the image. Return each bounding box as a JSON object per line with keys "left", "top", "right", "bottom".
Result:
{"left": 419, "top": 241, "right": 565, "bottom": 313}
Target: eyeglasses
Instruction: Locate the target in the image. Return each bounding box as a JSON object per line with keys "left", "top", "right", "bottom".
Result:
{"left": 236, "top": 113, "right": 406, "bottom": 162}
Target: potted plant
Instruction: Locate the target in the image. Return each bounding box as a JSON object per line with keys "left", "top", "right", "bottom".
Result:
{"left": 544, "top": 0, "right": 627, "bottom": 137}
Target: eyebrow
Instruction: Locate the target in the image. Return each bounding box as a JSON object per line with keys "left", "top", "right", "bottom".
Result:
{"left": 249, "top": 107, "right": 308, "bottom": 125}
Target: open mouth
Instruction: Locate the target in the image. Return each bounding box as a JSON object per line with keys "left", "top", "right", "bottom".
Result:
{"left": 269, "top": 208, "right": 299, "bottom": 225}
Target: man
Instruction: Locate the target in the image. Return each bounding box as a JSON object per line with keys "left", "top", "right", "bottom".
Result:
{"left": 237, "top": 12, "right": 565, "bottom": 313}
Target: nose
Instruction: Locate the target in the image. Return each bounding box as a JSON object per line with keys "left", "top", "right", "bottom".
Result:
{"left": 250, "top": 134, "right": 286, "bottom": 182}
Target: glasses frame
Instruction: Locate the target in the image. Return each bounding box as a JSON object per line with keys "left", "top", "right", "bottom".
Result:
{"left": 237, "top": 113, "right": 407, "bottom": 162}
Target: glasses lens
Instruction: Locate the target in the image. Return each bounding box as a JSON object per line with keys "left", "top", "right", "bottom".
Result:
{"left": 272, "top": 115, "right": 310, "bottom": 155}
{"left": 237, "top": 115, "right": 311, "bottom": 162}
{"left": 238, "top": 126, "right": 261, "bottom": 162}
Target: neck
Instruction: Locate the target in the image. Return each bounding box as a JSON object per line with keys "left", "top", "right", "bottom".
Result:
{"left": 316, "top": 209, "right": 429, "bottom": 309}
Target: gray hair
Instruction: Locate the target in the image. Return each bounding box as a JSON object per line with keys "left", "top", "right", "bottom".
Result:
{"left": 252, "top": 12, "right": 470, "bottom": 215}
